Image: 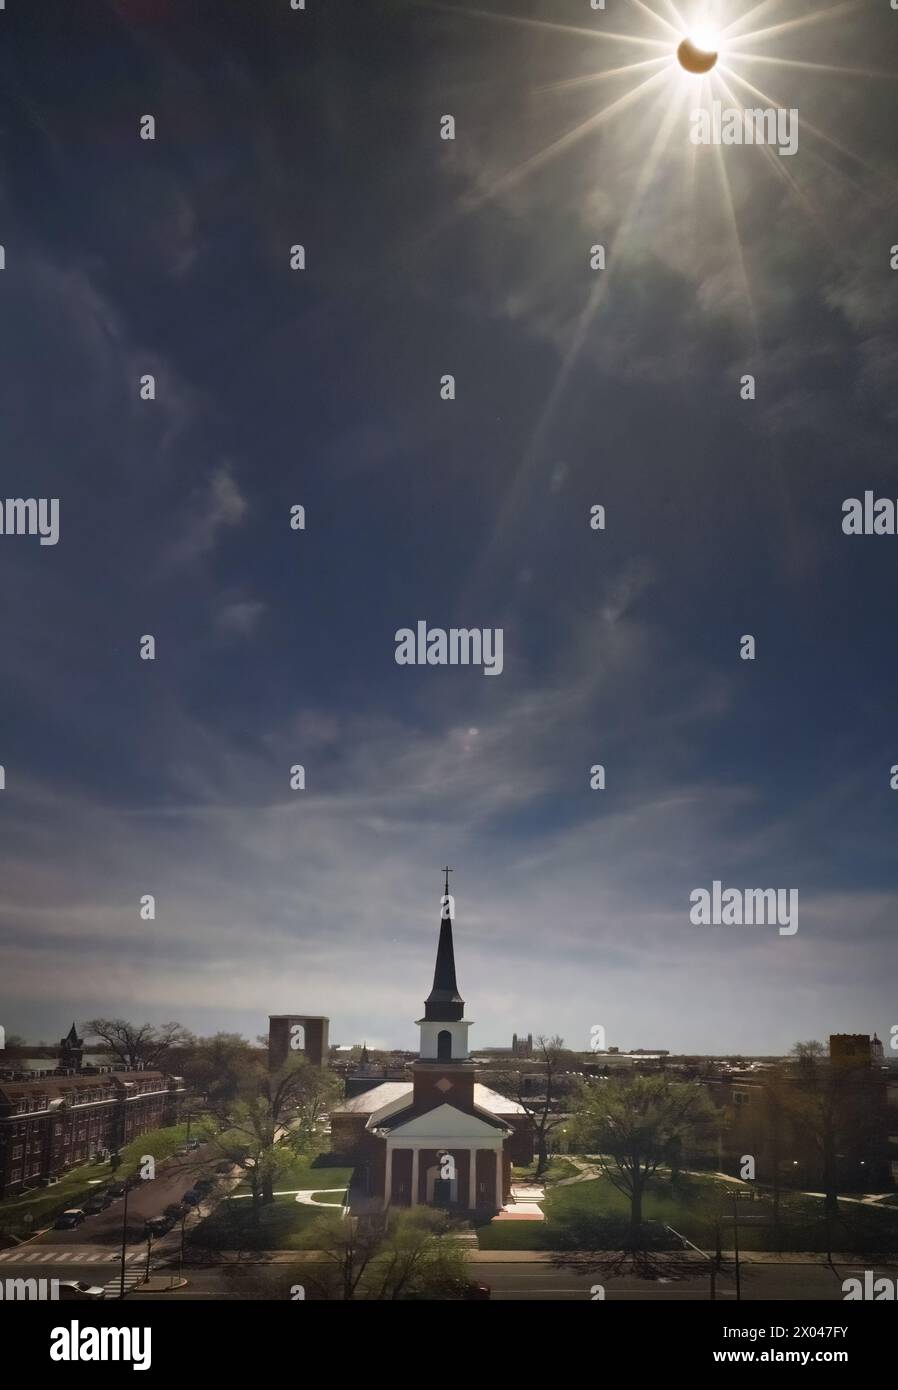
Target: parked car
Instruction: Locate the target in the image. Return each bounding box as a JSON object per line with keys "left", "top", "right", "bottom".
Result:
{"left": 194, "top": 1177, "right": 214, "bottom": 1195}
{"left": 461, "top": 1281, "right": 491, "bottom": 1301}
{"left": 215, "top": 1160, "right": 234, "bottom": 1174}
{"left": 83, "top": 1191, "right": 112, "bottom": 1214}
{"left": 54, "top": 1209, "right": 86, "bottom": 1230}
{"left": 106, "top": 1181, "right": 126, "bottom": 1198}
{"left": 181, "top": 1189, "right": 201, "bottom": 1206}
{"left": 144, "top": 1214, "right": 175, "bottom": 1237}
{"left": 186, "top": 1138, "right": 200, "bottom": 1151}
{"left": 57, "top": 1280, "right": 105, "bottom": 1300}
{"left": 164, "top": 1202, "right": 187, "bottom": 1220}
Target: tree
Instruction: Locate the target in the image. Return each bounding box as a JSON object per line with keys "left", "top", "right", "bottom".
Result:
{"left": 208, "top": 1055, "right": 342, "bottom": 1214}
{"left": 756, "top": 1067, "right": 790, "bottom": 1234}
{"left": 305, "top": 1209, "right": 469, "bottom": 1300}
{"left": 784, "top": 1043, "right": 876, "bottom": 1249}
{"left": 570, "top": 1073, "right": 716, "bottom": 1243}
{"left": 180, "top": 1033, "right": 257, "bottom": 1108}
{"left": 494, "top": 1034, "right": 572, "bottom": 1176}
{"left": 81, "top": 1018, "right": 193, "bottom": 1070}
{"left": 792, "top": 1040, "right": 826, "bottom": 1067}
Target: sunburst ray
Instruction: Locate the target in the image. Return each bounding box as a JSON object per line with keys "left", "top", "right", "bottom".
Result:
{"left": 725, "top": 51, "right": 897, "bottom": 80}
{"left": 459, "top": 68, "right": 671, "bottom": 215}
{"left": 720, "top": 63, "right": 896, "bottom": 194}
{"left": 423, "top": 2, "right": 672, "bottom": 50}
{"left": 712, "top": 70, "right": 833, "bottom": 244}
{"left": 725, "top": 0, "right": 860, "bottom": 49}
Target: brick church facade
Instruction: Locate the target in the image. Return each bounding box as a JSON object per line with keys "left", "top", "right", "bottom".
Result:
{"left": 331, "top": 880, "right": 533, "bottom": 1214}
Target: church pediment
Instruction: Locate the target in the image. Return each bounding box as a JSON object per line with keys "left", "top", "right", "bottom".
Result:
{"left": 386, "top": 1102, "right": 504, "bottom": 1140}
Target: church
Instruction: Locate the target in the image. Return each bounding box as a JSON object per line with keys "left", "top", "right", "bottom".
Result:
{"left": 331, "top": 878, "right": 532, "bottom": 1214}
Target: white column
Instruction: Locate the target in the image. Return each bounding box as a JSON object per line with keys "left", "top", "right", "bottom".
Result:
{"left": 468, "top": 1147, "right": 478, "bottom": 1209}
{"left": 410, "top": 1147, "right": 419, "bottom": 1206}
{"left": 384, "top": 1143, "right": 393, "bottom": 1205}
{"left": 495, "top": 1146, "right": 503, "bottom": 1211}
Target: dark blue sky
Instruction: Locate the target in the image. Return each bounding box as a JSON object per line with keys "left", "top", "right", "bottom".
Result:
{"left": 1, "top": 0, "right": 896, "bottom": 1054}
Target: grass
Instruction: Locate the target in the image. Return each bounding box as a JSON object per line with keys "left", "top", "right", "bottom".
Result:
{"left": 512, "top": 1157, "right": 579, "bottom": 1185}
{"left": 189, "top": 1193, "right": 341, "bottom": 1251}
{"left": 234, "top": 1151, "right": 353, "bottom": 1195}
{"left": 0, "top": 1120, "right": 211, "bottom": 1240}
{"left": 192, "top": 1144, "right": 353, "bottom": 1249}
{"left": 477, "top": 1170, "right": 898, "bottom": 1253}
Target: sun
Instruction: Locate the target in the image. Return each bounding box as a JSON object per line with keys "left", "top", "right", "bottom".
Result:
{"left": 677, "top": 24, "right": 722, "bottom": 75}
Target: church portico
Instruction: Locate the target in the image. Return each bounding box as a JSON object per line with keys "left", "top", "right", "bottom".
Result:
{"left": 383, "top": 1139, "right": 505, "bottom": 1211}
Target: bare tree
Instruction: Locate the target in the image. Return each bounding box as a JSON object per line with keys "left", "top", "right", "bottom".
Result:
{"left": 494, "top": 1034, "right": 571, "bottom": 1176}
{"left": 81, "top": 1018, "right": 193, "bottom": 1070}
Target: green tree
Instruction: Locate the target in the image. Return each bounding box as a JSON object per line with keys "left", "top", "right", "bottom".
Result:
{"left": 570, "top": 1073, "right": 716, "bottom": 1242}
{"left": 209, "top": 1056, "right": 342, "bottom": 1214}
{"left": 306, "top": 1209, "right": 469, "bottom": 1300}
{"left": 180, "top": 1033, "right": 257, "bottom": 1108}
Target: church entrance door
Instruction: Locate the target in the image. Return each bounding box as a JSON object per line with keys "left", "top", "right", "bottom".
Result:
{"left": 433, "top": 1177, "right": 452, "bottom": 1206}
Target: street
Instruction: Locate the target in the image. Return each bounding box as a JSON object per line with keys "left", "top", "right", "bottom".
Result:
{"left": 2, "top": 1246, "right": 894, "bottom": 1301}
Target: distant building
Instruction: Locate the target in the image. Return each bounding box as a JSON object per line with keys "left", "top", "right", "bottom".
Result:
{"left": 830, "top": 1034, "right": 874, "bottom": 1068}
{"left": 268, "top": 1015, "right": 329, "bottom": 1069}
{"left": 0, "top": 1071, "right": 185, "bottom": 1199}
{"left": 58, "top": 1023, "right": 84, "bottom": 1072}
{"left": 512, "top": 1033, "right": 533, "bottom": 1058}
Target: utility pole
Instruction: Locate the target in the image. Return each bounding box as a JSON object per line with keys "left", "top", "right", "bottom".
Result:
{"left": 732, "top": 1191, "right": 741, "bottom": 1302}
{"left": 144, "top": 1230, "right": 153, "bottom": 1284}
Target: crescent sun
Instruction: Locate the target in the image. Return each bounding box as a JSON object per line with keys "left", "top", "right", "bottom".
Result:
{"left": 677, "top": 36, "right": 719, "bottom": 75}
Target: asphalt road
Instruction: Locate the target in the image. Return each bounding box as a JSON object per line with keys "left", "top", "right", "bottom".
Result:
{"left": 29, "top": 1141, "right": 223, "bottom": 1247}
{"left": 2, "top": 1251, "right": 892, "bottom": 1301}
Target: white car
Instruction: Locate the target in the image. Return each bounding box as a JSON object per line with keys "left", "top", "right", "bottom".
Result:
{"left": 58, "top": 1280, "right": 105, "bottom": 1300}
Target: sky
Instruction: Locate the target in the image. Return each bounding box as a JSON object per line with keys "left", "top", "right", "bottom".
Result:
{"left": 0, "top": 0, "right": 897, "bottom": 1056}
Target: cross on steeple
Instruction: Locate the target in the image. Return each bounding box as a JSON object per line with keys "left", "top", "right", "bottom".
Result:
{"left": 442, "top": 865, "right": 453, "bottom": 897}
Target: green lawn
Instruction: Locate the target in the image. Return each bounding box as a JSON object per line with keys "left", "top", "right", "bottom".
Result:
{"left": 309, "top": 1190, "right": 347, "bottom": 1205}
{"left": 512, "top": 1158, "right": 579, "bottom": 1185}
{"left": 189, "top": 1192, "right": 342, "bottom": 1250}
{"left": 0, "top": 1120, "right": 209, "bottom": 1240}
{"left": 478, "top": 1171, "right": 898, "bottom": 1253}
{"left": 235, "top": 1153, "right": 353, "bottom": 1195}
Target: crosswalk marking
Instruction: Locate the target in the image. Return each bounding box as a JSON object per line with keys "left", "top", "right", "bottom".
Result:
{"left": 0, "top": 1247, "right": 144, "bottom": 1265}
{"left": 99, "top": 1268, "right": 147, "bottom": 1299}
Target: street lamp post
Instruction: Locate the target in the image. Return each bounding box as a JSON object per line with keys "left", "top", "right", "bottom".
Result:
{"left": 665, "top": 1222, "right": 718, "bottom": 1301}
{"left": 144, "top": 1230, "right": 154, "bottom": 1285}
{"left": 119, "top": 1178, "right": 134, "bottom": 1300}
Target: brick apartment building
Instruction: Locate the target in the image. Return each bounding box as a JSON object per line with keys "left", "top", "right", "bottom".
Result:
{"left": 0, "top": 1069, "right": 186, "bottom": 1199}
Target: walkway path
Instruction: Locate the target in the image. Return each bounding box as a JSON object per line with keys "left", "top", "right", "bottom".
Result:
{"left": 228, "top": 1187, "right": 347, "bottom": 1212}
